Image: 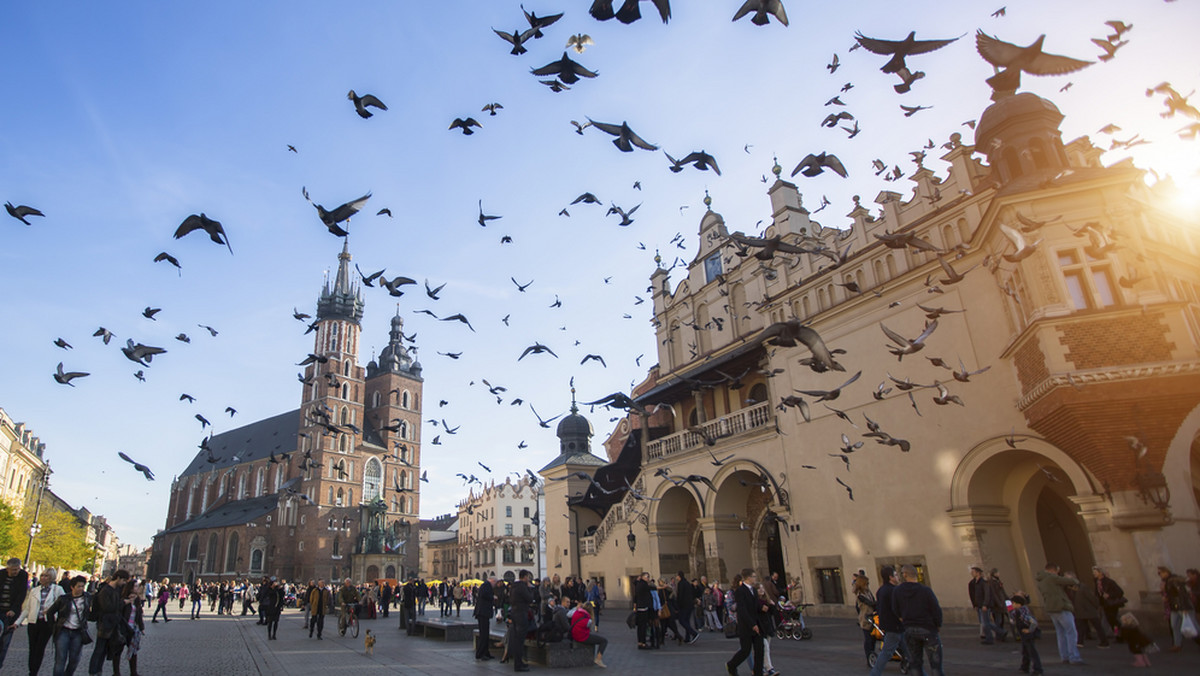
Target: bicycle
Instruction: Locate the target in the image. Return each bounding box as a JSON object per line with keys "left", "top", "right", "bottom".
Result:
{"left": 339, "top": 603, "right": 360, "bottom": 638}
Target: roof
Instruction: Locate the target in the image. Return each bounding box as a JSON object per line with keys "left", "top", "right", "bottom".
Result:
{"left": 178, "top": 409, "right": 300, "bottom": 478}
{"left": 426, "top": 530, "right": 458, "bottom": 544}
{"left": 155, "top": 494, "right": 279, "bottom": 538}
{"left": 539, "top": 447, "right": 608, "bottom": 473}
{"left": 634, "top": 337, "right": 766, "bottom": 405}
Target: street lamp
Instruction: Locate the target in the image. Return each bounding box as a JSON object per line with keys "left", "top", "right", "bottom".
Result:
{"left": 626, "top": 526, "right": 636, "bottom": 553}
{"left": 23, "top": 465, "right": 52, "bottom": 568}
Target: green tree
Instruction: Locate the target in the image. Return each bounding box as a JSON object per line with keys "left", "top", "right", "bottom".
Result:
{"left": 0, "top": 502, "right": 21, "bottom": 561}
{"left": 22, "top": 504, "right": 92, "bottom": 571}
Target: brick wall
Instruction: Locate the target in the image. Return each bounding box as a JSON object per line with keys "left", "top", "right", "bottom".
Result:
{"left": 1013, "top": 338, "right": 1049, "bottom": 395}
{"left": 1060, "top": 312, "right": 1174, "bottom": 370}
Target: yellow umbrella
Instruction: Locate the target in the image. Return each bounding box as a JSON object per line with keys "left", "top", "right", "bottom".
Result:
{"left": 428, "top": 579, "right": 443, "bottom": 585}
{"left": 459, "top": 578, "right": 483, "bottom": 587}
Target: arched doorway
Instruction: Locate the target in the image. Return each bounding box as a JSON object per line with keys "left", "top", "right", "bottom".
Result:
{"left": 653, "top": 485, "right": 702, "bottom": 579}
{"left": 951, "top": 439, "right": 1099, "bottom": 599}
{"left": 385, "top": 565, "right": 396, "bottom": 579}
{"left": 366, "top": 565, "right": 380, "bottom": 581}
{"left": 709, "top": 467, "right": 784, "bottom": 582}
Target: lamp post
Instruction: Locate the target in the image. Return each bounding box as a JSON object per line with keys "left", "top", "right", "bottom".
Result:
{"left": 23, "top": 464, "right": 52, "bottom": 568}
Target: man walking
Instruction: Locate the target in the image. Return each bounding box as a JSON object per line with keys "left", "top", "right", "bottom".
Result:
{"left": 726, "top": 568, "right": 764, "bottom": 676}
{"left": 893, "top": 565, "right": 943, "bottom": 676}
{"left": 1036, "top": 563, "right": 1083, "bottom": 665}
{"left": 508, "top": 570, "right": 534, "bottom": 672}
{"left": 87, "top": 569, "right": 130, "bottom": 676}
{"left": 401, "top": 578, "right": 418, "bottom": 635}
{"left": 475, "top": 576, "right": 496, "bottom": 661}
{"left": 675, "top": 571, "right": 699, "bottom": 644}
{"left": 308, "top": 579, "right": 331, "bottom": 640}
{"left": 634, "top": 572, "right": 653, "bottom": 648}
{"left": 869, "top": 566, "right": 908, "bottom": 676}
{"left": 379, "top": 581, "right": 392, "bottom": 619}
{"left": 0, "top": 558, "right": 28, "bottom": 669}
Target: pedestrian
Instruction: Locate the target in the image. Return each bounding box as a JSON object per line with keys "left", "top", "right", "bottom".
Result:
{"left": 986, "top": 569, "right": 1010, "bottom": 641}
{"left": 261, "top": 578, "right": 281, "bottom": 640}
{"left": 758, "top": 578, "right": 783, "bottom": 676}
{"left": 968, "top": 566, "right": 985, "bottom": 639}
{"left": 177, "top": 583, "right": 187, "bottom": 611}
{"left": 16, "top": 567, "right": 64, "bottom": 676}
{"left": 725, "top": 568, "right": 764, "bottom": 676}
{"left": 1119, "top": 612, "right": 1155, "bottom": 667}
{"left": 454, "top": 580, "right": 465, "bottom": 617}
{"left": 706, "top": 582, "right": 724, "bottom": 632}
{"left": 893, "top": 564, "right": 944, "bottom": 676}
{"left": 86, "top": 569, "right": 130, "bottom": 676}
{"left": 854, "top": 573, "right": 877, "bottom": 664}
{"left": 675, "top": 571, "right": 699, "bottom": 644}
{"left": 46, "top": 575, "right": 91, "bottom": 676}
{"left": 1036, "top": 562, "right": 1083, "bottom": 664}
{"left": 585, "top": 578, "right": 604, "bottom": 630}
{"left": 59, "top": 572, "right": 73, "bottom": 596}
{"left": 474, "top": 575, "right": 496, "bottom": 661}
{"left": 1157, "top": 565, "right": 1197, "bottom": 652}
{"left": 0, "top": 557, "right": 30, "bottom": 668}
{"left": 634, "top": 572, "right": 653, "bottom": 649}
{"left": 868, "top": 566, "right": 908, "bottom": 676}
{"left": 1069, "top": 570, "right": 1108, "bottom": 648}
{"left": 206, "top": 584, "right": 218, "bottom": 613}
{"left": 379, "top": 581, "right": 392, "bottom": 619}
{"left": 416, "top": 579, "right": 427, "bottom": 616}
{"left": 117, "top": 579, "right": 145, "bottom": 676}
{"left": 1008, "top": 593, "right": 1042, "bottom": 675}
{"left": 1092, "top": 566, "right": 1126, "bottom": 643}
{"left": 570, "top": 601, "right": 608, "bottom": 668}
{"left": 189, "top": 584, "right": 202, "bottom": 620}
{"left": 970, "top": 566, "right": 1001, "bottom": 644}
{"left": 507, "top": 569, "right": 534, "bottom": 672}
{"left": 308, "top": 579, "right": 331, "bottom": 640}
{"left": 301, "top": 579, "right": 314, "bottom": 629}
{"left": 336, "top": 578, "right": 361, "bottom": 636}
{"left": 149, "top": 579, "right": 169, "bottom": 624}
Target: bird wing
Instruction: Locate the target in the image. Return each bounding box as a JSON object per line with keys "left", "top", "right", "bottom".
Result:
{"left": 586, "top": 119, "right": 624, "bottom": 137}
{"left": 974, "top": 31, "right": 1026, "bottom": 68}
{"left": 359, "top": 94, "right": 387, "bottom": 110}
{"left": 1027, "top": 51, "right": 1093, "bottom": 75}
{"left": 731, "top": 0, "right": 760, "bottom": 23}
{"left": 854, "top": 32, "right": 904, "bottom": 55}
{"left": 905, "top": 36, "right": 962, "bottom": 56}
{"left": 822, "top": 154, "right": 848, "bottom": 177}
{"left": 626, "top": 127, "right": 658, "bottom": 151}
{"left": 999, "top": 223, "right": 1027, "bottom": 250}
{"left": 838, "top": 370, "right": 862, "bottom": 391}
{"left": 790, "top": 154, "right": 817, "bottom": 177}
{"left": 568, "top": 58, "right": 600, "bottom": 79}
{"left": 493, "top": 28, "right": 518, "bottom": 45}
{"left": 173, "top": 214, "right": 205, "bottom": 238}
{"left": 879, "top": 322, "right": 911, "bottom": 347}
{"left": 913, "top": 319, "right": 939, "bottom": 344}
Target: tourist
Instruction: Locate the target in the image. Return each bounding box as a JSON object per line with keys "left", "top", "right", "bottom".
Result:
{"left": 1009, "top": 593, "right": 1042, "bottom": 675}
{"left": 336, "top": 578, "right": 361, "bottom": 636}
{"left": 970, "top": 566, "right": 1000, "bottom": 644}
{"left": 986, "top": 569, "right": 1010, "bottom": 641}
{"left": 507, "top": 569, "right": 534, "bottom": 672}
{"left": 1092, "top": 566, "right": 1125, "bottom": 643}
{"left": 401, "top": 578, "right": 418, "bottom": 634}
{"left": 149, "top": 579, "right": 170, "bottom": 624}
{"left": 634, "top": 572, "right": 653, "bottom": 649}
{"left": 47, "top": 575, "right": 90, "bottom": 676}
{"left": 869, "top": 566, "right": 908, "bottom": 676}
{"left": 59, "top": 572, "right": 73, "bottom": 596}
{"left": 758, "top": 577, "right": 782, "bottom": 676}
{"left": 308, "top": 579, "right": 331, "bottom": 640}
{"left": 416, "top": 579, "right": 427, "bottom": 616}
{"left": 87, "top": 569, "right": 130, "bottom": 676}
{"left": 261, "top": 578, "right": 281, "bottom": 640}
{"left": 1157, "top": 565, "right": 1197, "bottom": 652}
{"left": 675, "top": 571, "right": 699, "bottom": 643}
{"left": 726, "top": 568, "right": 763, "bottom": 676}
{"left": 705, "top": 582, "right": 723, "bottom": 632}
{"left": 206, "top": 583, "right": 218, "bottom": 614}
{"left": 854, "top": 572, "right": 877, "bottom": 663}
{"left": 585, "top": 578, "right": 604, "bottom": 629}
{"left": 176, "top": 583, "right": 187, "bottom": 611}
{"left": 115, "top": 578, "right": 145, "bottom": 676}
{"left": 1120, "top": 612, "right": 1154, "bottom": 667}
{"left": 1035, "top": 563, "right": 1083, "bottom": 665}
{"left": 17, "top": 567, "right": 64, "bottom": 676}
{"left": 571, "top": 601, "right": 608, "bottom": 668}
{"left": 474, "top": 575, "right": 496, "bottom": 661}
{"left": 301, "top": 579, "right": 315, "bottom": 629}
{"left": 189, "top": 584, "right": 202, "bottom": 620}
{"left": 893, "top": 564, "right": 944, "bottom": 676}
{"left": 379, "top": 581, "right": 392, "bottom": 619}
{"left": 0, "top": 557, "right": 29, "bottom": 668}
{"left": 1068, "top": 570, "right": 1108, "bottom": 648}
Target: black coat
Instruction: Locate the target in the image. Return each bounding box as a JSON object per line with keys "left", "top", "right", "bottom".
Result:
{"left": 875, "top": 582, "right": 903, "bottom": 633}
{"left": 92, "top": 583, "right": 124, "bottom": 639}
{"left": 0, "top": 569, "right": 28, "bottom": 616}
{"left": 510, "top": 581, "right": 534, "bottom": 627}
{"left": 733, "top": 583, "right": 761, "bottom": 637}
{"left": 475, "top": 580, "right": 494, "bottom": 619}
{"left": 676, "top": 578, "right": 695, "bottom": 610}
{"left": 46, "top": 592, "right": 92, "bottom": 636}
{"left": 633, "top": 579, "right": 653, "bottom": 610}
{"left": 892, "top": 581, "right": 942, "bottom": 632}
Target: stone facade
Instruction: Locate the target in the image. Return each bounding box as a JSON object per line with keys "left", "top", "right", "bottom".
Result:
{"left": 148, "top": 242, "right": 424, "bottom": 585}
{"left": 0, "top": 407, "right": 49, "bottom": 511}
{"left": 545, "top": 90, "right": 1200, "bottom": 626}
{"left": 456, "top": 476, "right": 542, "bottom": 581}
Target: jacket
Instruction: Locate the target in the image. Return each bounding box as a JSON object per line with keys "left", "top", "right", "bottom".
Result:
{"left": 45, "top": 591, "right": 92, "bottom": 637}
{"left": 875, "top": 581, "right": 903, "bottom": 633}
{"left": 633, "top": 578, "right": 653, "bottom": 610}
{"left": 676, "top": 578, "right": 695, "bottom": 610}
{"left": 892, "top": 581, "right": 942, "bottom": 632}
{"left": 569, "top": 607, "right": 592, "bottom": 642}
{"left": 16, "top": 582, "right": 65, "bottom": 626}
{"left": 92, "top": 582, "right": 124, "bottom": 639}
{"left": 1071, "top": 580, "right": 1101, "bottom": 620}
{"left": 474, "top": 580, "right": 494, "bottom": 619}
{"left": 0, "top": 569, "right": 29, "bottom": 617}
{"left": 1095, "top": 576, "right": 1124, "bottom": 608}
{"left": 1162, "top": 575, "right": 1194, "bottom": 611}
{"left": 1036, "top": 570, "right": 1078, "bottom": 613}
{"left": 733, "top": 582, "right": 761, "bottom": 637}
{"left": 307, "top": 587, "right": 333, "bottom": 616}
{"left": 510, "top": 581, "right": 534, "bottom": 627}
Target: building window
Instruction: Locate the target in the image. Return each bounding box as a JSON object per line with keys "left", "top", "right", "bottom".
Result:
{"left": 250, "top": 549, "right": 264, "bottom": 574}
{"left": 372, "top": 391, "right": 381, "bottom": 407}
{"left": 402, "top": 391, "right": 410, "bottom": 409}
{"left": 187, "top": 535, "right": 199, "bottom": 561}
{"left": 505, "top": 524, "right": 513, "bottom": 536}
{"left": 523, "top": 525, "right": 531, "bottom": 536}
{"left": 168, "top": 537, "right": 181, "bottom": 573}
{"left": 256, "top": 468, "right": 266, "bottom": 497}
{"left": 506, "top": 506, "right": 512, "bottom": 518}
{"left": 298, "top": 541, "right": 304, "bottom": 552}
{"left": 704, "top": 253, "right": 723, "bottom": 284}
{"left": 336, "top": 488, "right": 344, "bottom": 507}
{"left": 815, "top": 567, "right": 845, "bottom": 604}
{"left": 225, "top": 532, "right": 239, "bottom": 572}
{"left": 523, "top": 507, "right": 530, "bottom": 518}
{"left": 206, "top": 534, "right": 219, "bottom": 572}
{"left": 342, "top": 383, "right": 349, "bottom": 399}
{"left": 363, "top": 458, "right": 382, "bottom": 502}
{"left": 237, "top": 474, "right": 247, "bottom": 500}
{"left": 1058, "top": 249, "right": 1118, "bottom": 310}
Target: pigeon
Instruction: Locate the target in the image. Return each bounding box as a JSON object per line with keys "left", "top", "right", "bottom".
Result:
{"left": 519, "top": 343, "right": 558, "bottom": 360}
{"left": 900, "top": 104, "right": 932, "bottom": 117}
{"left": 854, "top": 31, "right": 960, "bottom": 74}
{"left": 449, "top": 118, "right": 482, "bottom": 135}
{"left": 665, "top": 151, "right": 721, "bottom": 175}
{"left": 570, "top": 120, "right": 591, "bottom": 135}
{"left": 539, "top": 79, "right": 570, "bottom": 93}
{"left": 377, "top": 208, "right": 392, "bottom": 217}
{"left": 827, "top": 53, "right": 840, "bottom": 73}
{"left": 531, "top": 406, "right": 562, "bottom": 428}
{"left": 566, "top": 34, "right": 594, "bottom": 53}
{"left": 494, "top": 26, "right": 539, "bottom": 55}
{"left": 118, "top": 452, "right": 154, "bottom": 480}
{"left": 821, "top": 111, "right": 854, "bottom": 128}
{"left": 53, "top": 362, "right": 89, "bottom": 386}
{"left": 975, "top": 31, "right": 1093, "bottom": 95}
{"left": 481, "top": 103, "right": 503, "bottom": 116}
{"left": 477, "top": 200, "right": 500, "bottom": 226}
{"left": 153, "top": 252, "right": 182, "bottom": 274}
{"left": 530, "top": 52, "right": 598, "bottom": 85}
{"left": 999, "top": 223, "right": 1040, "bottom": 262}
{"left": 587, "top": 119, "right": 658, "bottom": 152}
{"left": 173, "top": 213, "right": 232, "bottom": 254}
{"left": 196, "top": 414, "right": 211, "bottom": 429}
{"left": 347, "top": 90, "right": 387, "bottom": 118}
{"left": 791, "top": 153, "right": 847, "bottom": 178}
{"left": 179, "top": 393, "right": 195, "bottom": 403}
{"left": 302, "top": 188, "right": 371, "bottom": 237}
{"left": 521, "top": 5, "right": 564, "bottom": 37}
{"left": 225, "top": 407, "right": 237, "bottom": 417}
{"left": 5, "top": 202, "right": 44, "bottom": 225}
{"left": 93, "top": 327, "right": 116, "bottom": 344}
{"left": 732, "top": 0, "right": 788, "bottom": 26}
{"left": 590, "top": 0, "right": 671, "bottom": 24}
{"left": 607, "top": 202, "right": 640, "bottom": 226}
{"left": 142, "top": 307, "right": 161, "bottom": 320}
{"left": 121, "top": 340, "right": 166, "bottom": 366}
{"left": 581, "top": 354, "right": 607, "bottom": 367}
{"left": 1092, "top": 37, "right": 1128, "bottom": 63}
{"left": 53, "top": 338, "right": 71, "bottom": 350}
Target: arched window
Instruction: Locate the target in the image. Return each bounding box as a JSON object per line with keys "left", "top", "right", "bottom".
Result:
{"left": 372, "top": 391, "right": 381, "bottom": 407}
{"left": 340, "top": 406, "right": 349, "bottom": 425}
{"left": 330, "top": 322, "right": 339, "bottom": 352}
{"left": 250, "top": 549, "right": 264, "bottom": 574}
{"left": 337, "top": 487, "right": 344, "bottom": 506}
{"left": 225, "top": 532, "right": 239, "bottom": 572}
{"left": 169, "top": 537, "right": 181, "bottom": 573}
{"left": 817, "top": 287, "right": 828, "bottom": 311}
{"left": 855, "top": 269, "right": 865, "bottom": 292}
{"left": 328, "top": 487, "right": 334, "bottom": 505}
{"left": 402, "top": 391, "right": 410, "bottom": 408}
{"left": 748, "top": 383, "right": 769, "bottom": 406}
{"left": 1003, "top": 147, "right": 1022, "bottom": 179}
{"left": 399, "top": 420, "right": 408, "bottom": 440}
{"left": 343, "top": 360, "right": 351, "bottom": 376}
{"left": 186, "top": 483, "right": 196, "bottom": 518}
{"left": 364, "top": 458, "right": 382, "bottom": 502}
{"left": 886, "top": 253, "right": 898, "bottom": 278}
{"left": 1029, "top": 137, "right": 1049, "bottom": 169}
{"left": 237, "top": 473, "right": 247, "bottom": 500}
{"left": 206, "top": 534, "right": 219, "bottom": 573}
{"left": 957, "top": 218, "right": 971, "bottom": 243}
{"left": 802, "top": 296, "right": 811, "bottom": 318}
{"left": 400, "top": 470, "right": 408, "bottom": 490}
{"left": 339, "top": 435, "right": 348, "bottom": 453}
{"left": 187, "top": 535, "right": 199, "bottom": 561}
{"left": 333, "top": 536, "right": 341, "bottom": 557}
{"left": 256, "top": 467, "right": 266, "bottom": 497}
{"left": 201, "top": 477, "right": 211, "bottom": 512}
{"left": 274, "top": 465, "right": 283, "bottom": 492}
{"left": 348, "top": 488, "right": 354, "bottom": 505}
{"left": 873, "top": 259, "right": 885, "bottom": 286}
{"left": 942, "top": 224, "right": 957, "bottom": 249}
{"left": 342, "top": 383, "right": 349, "bottom": 399}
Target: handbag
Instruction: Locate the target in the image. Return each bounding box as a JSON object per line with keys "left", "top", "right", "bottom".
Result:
{"left": 658, "top": 605, "right": 671, "bottom": 619}
{"left": 1182, "top": 613, "right": 1199, "bottom": 640}
{"left": 723, "top": 620, "right": 738, "bottom": 639}
{"left": 80, "top": 626, "right": 93, "bottom": 645}
{"left": 625, "top": 611, "right": 636, "bottom": 629}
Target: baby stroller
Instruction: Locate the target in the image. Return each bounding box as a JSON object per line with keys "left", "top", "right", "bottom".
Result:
{"left": 775, "top": 601, "right": 813, "bottom": 640}
{"left": 867, "top": 612, "right": 909, "bottom": 673}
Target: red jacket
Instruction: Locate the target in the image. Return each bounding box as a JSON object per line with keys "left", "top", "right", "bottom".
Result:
{"left": 570, "top": 608, "right": 591, "bottom": 642}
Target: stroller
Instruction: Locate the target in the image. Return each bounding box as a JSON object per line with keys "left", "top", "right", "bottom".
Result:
{"left": 775, "top": 601, "right": 813, "bottom": 640}
{"left": 867, "top": 612, "right": 909, "bottom": 673}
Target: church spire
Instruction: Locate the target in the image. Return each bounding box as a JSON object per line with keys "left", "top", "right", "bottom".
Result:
{"left": 316, "top": 240, "right": 364, "bottom": 324}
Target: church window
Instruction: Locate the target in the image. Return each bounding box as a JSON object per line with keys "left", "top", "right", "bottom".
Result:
{"left": 250, "top": 549, "right": 264, "bottom": 574}
{"left": 186, "top": 484, "right": 195, "bottom": 518}
{"left": 400, "top": 470, "right": 408, "bottom": 489}
{"left": 372, "top": 392, "right": 381, "bottom": 407}
{"left": 187, "top": 535, "right": 199, "bottom": 561}
{"left": 168, "top": 537, "right": 181, "bottom": 573}
{"left": 343, "top": 360, "right": 351, "bottom": 376}
{"left": 256, "top": 467, "right": 266, "bottom": 497}
{"left": 886, "top": 253, "right": 898, "bottom": 278}
{"left": 342, "top": 383, "right": 349, "bottom": 399}
{"left": 328, "top": 487, "right": 334, "bottom": 504}
{"left": 364, "top": 458, "right": 382, "bottom": 502}
{"left": 402, "top": 391, "right": 410, "bottom": 408}
{"left": 399, "top": 420, "right": 408, "bottom": 439}
{"left": 339, "top": 435, "right": 348, "bottom": 453}
{"left": 336, "top": 488, "right": 344, "bottom": 506}
{"left": 332, "top": 536, "right": 341, "bottom": 557}
{"left": 237, "top": 473, "right": 247, "bottom": 500}
{"left": 704, "top": 253, "right": 722, "bottom": 284}
{"left": 225, "top": 532, "right": 239, "bottom": 572}
{"left": 340, "top": 406, "right": 349, "bottom": 424}
{"left": 817, "top": 287, "right": 828, "bottom": 311}
{"left": 1029, "top": 137, "right": 1050, "bottom": 169}
{"left": 748, "top": 383, "right": 768, "bottom": 406}
{"left": 206, "top": 534, "right": 218, "bottom": 572}
{"left": 274, "top": 465, "right": 283, "bottom": 492}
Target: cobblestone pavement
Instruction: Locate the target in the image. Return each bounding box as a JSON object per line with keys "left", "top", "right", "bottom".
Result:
{"left": 2, "top": 607, "right": 1198, "bottom": 675}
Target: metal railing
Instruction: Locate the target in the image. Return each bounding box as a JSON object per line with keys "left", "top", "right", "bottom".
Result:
{"left": 645, "top": 401, "right": 773, "bottom": 461}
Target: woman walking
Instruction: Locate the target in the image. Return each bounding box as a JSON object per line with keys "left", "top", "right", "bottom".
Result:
{"left": 759, "top": 578, "right": 783, "bottom": 676}
{"left": 853, "top": 573, "right": 877, "bottom": 666}
{"left": 16, "top": 567, "right": 64, "bottom": 676}
{"left": 120, "top": 580, "right": 146, "bottom": 676}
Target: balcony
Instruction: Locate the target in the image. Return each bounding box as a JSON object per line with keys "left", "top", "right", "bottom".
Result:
{"left": 645, "top": 401, "right": 774, "bottom": 462}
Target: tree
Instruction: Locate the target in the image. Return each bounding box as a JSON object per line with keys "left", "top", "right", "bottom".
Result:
{"left": 21, "top": 504, "right": 91, "bottom": 571}
{"left": 0, "top": 502, "right": 21, "bottom": 561}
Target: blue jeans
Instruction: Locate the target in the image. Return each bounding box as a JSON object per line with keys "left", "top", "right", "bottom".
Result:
{"left": 870, "top": 628, "right": 910, "bottom": 676}
{"left": 978, "top": 607, "right": 1001, "bottom": 642}
{"left": 54, "top": 628, "right": 85, "bottom": 676}
{"left": 903, "top": 627, "right": 944, "bottom": 676}
{"left": 0, "top": 625, "right": 13, "bottom": 667}
{"left": 1020, "top": 635, "right": 1043, "bottom": 673}
{"left": 1050, "top": 611, "right": 1081, "bottom": 662}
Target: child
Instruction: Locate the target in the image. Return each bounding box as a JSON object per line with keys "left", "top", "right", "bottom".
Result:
{"left": 364, "top": 629, "right": 376, "bottom": 656}
{"left": 1120, "top": 613, "right": 1153, "bottom": 667}
{"left": 1009, "top": 594, "right": 1042, "bottom": 676}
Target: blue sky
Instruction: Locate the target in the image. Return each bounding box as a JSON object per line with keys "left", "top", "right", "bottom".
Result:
{"left": 2, "top": 0, "right": 1197, "bottom": 548}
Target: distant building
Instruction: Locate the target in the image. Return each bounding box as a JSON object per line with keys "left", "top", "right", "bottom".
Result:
{"left": 148, "top": 242, "right": 425, "bottom": 584}
{"left": 0, "top": 407, "right": 50, "bottom": 511}
{"left": 116, "top": 544, "right": 150, "bottom": 579}
{"left": 544, "top": 88, "right": 1200, "bottom": 626}
{"left": 418, "top": 513, "right": 458, "bottom": 581}
{"left": 456, "top": 476, "right": 542, "bottom": 581}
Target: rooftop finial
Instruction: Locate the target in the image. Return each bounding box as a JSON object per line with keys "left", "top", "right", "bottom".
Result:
{"left": 570, "top": 376, "right": 578, "bottom": 414}
{"left": 654, "top": 249, "right": 663, "bottom": 268}
{"left": 772, "top": 155, "right": 782, "bottom": 179}
{"left": 703, "top": 189, "right": 712, "bottom": 211}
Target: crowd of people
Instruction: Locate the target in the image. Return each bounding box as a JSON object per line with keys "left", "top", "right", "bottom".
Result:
{"left": 0, "top": 554, "right": 1194, "bottom": 675}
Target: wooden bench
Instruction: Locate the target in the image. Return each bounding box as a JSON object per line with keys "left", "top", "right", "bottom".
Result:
{"left": 413, "top": 617, "right": 475, "bottom": 641}
{"left": 472, "top": 628, "right": 594, "bottom": 668}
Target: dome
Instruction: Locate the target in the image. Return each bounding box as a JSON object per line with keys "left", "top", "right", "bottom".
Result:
{"left": 556, "top": 411, "right": 593, "bottom": 440}
{"left": 974, "top": 92, "right": 1063, "bottom": 152}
